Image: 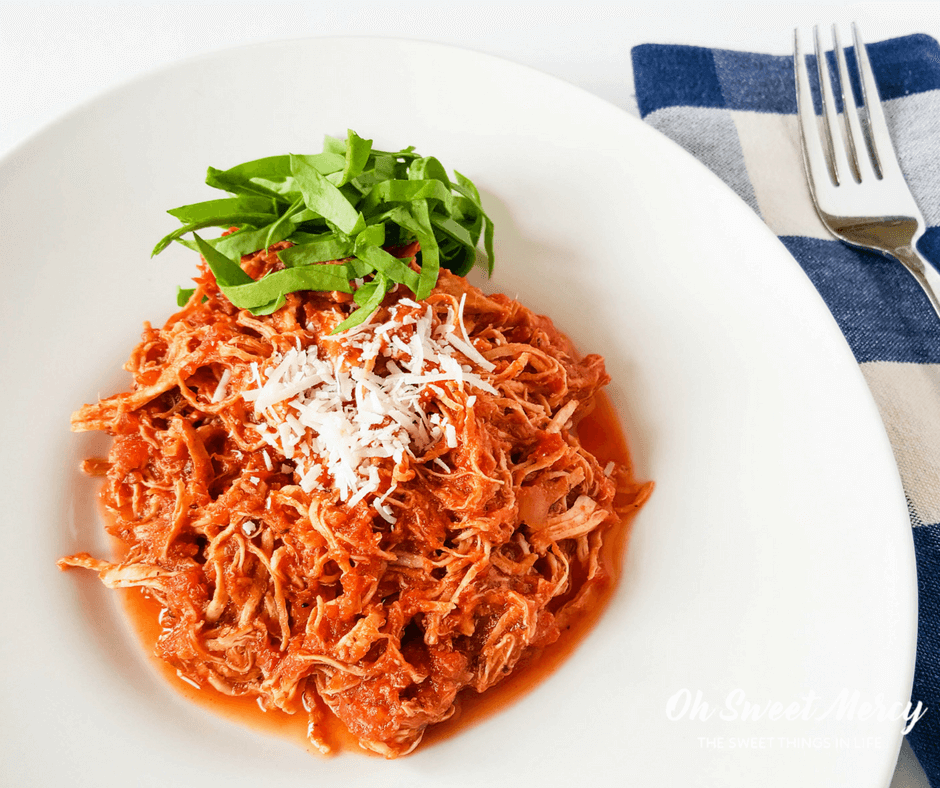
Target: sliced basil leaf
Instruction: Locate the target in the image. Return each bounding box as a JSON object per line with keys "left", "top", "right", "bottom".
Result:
{"left": 278, "top": 234, "right": 355, "bottom": 267}
{"left": 347, "top": 257, "right": 375, "bottom": 278}
{"left": 379, "top": 200, "right": 438, "bottom": 300}
{"left": 291, "top": 152, "right": 346, "bottom": 175}
{"left": 361, "top": 179, "right": 454, "bottom": 214}
{"left": 337, "top": 130, "right": 373, "bottom": 187}
{"left": 481, "top": 215, "right": 495, "bottom": 276}
{"left": 431, "top": 212, "right": 476, "bottom": 249}
{"left": 371, "top": 144, "right": 419, "bottom": 161}
{"left": 288, "top": 208, "right": 324, "bottom": 225}
{"left": 356, "top": 222, "right": 385, "bottom": 248}
{"left": 176, "top": 286, "right": 196, "bottom": 306}
{"left": 264, "top": 196, "right": 304, "bottom": 250}
{"left": 350, "top": 154, "right": 398, "bottom": 192}
{"left": 221, "top": 264, "right": 354, "bottom": 309}
{"left": 410, "top": 200, "right": 440, "bottom": 300}
{"left": 408, "top": 156, "right": 450, "bottom": 187}
{"left": 322, "top": 135, "right": 346, "bottom": 156}
{"left": 153, "top": 213, "right": 277, "bottom": 256}
{"left": 167, "top": 196, "right": 274, "bottom": 224}
{"left": 439, "top": 241, "right": 476, "bottom": 277}
{"left": 252, "top": 294, "right": 286, "bottom": 315}
{"left": 290, "top": 154, "right": 365, "bottom": 236}
{"left": 332, "top": 273, "right": 389, "bottom": 333}
{"left": 353, "top": 238, "right": 419, "bottom": 295}
{"left": 193, "top": 233, "right": 253, "bottom": 288}
{"left": 205, "top": 156, "right": 294, "bottom": 201}
{"left": 454, "top": 171, "right": 494, "bottom": 275}
{"left": 216, "top": 219, "right": 294, "bottom": 260}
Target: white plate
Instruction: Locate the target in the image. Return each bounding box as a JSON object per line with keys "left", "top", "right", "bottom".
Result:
{"left": 0, "top": 38, "right": 916, "bottom": 786}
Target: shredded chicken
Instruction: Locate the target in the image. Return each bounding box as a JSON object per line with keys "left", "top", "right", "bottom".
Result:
{"left": 59, "top": 242, "right": 651, "bottom": 757}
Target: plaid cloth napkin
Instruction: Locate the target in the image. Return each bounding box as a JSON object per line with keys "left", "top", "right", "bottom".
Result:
{"left": 632, "top": 34, "right": 940, "bottom": 784}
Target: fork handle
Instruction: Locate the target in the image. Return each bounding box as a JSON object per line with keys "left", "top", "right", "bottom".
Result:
{"left": 893, "top": 245, "right": 940, "bottom": 320}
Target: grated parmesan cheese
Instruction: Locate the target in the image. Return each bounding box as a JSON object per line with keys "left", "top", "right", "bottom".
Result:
{"left": 177, "top": 670, "right": 201, "bottom": 689}
{"left": 211, "top": 368, "right": 232, "bottom": 403}
{"left": 243, "top": 301, "right": 494, "bottom": 520}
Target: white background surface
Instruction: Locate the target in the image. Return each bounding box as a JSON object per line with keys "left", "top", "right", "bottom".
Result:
{"left": 2, "top": 3, "right": 937, "bottom": 786}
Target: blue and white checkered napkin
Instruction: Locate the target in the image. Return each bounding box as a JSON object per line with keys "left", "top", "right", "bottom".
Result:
{"left": 632, "top": 34, "right": 940, "bottom": 783}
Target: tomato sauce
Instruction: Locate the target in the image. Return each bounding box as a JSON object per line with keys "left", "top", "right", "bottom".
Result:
{"left": 117, "top": 389, "right": 645, "bottom": 757}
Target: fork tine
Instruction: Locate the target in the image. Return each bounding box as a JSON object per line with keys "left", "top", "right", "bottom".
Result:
{"left": 853, "top": 23, "right": 899, "bottom": 180}
{"left": 795, "top": 24, "right": 940, "bottom": 319}
{"left": 832, "top": 25, "right": 874, "bottom": 182}
{"left": 794, "top": 29, "right": 831, "bottom": 191}
{"left": 814, "top": 25, "right": 853, "bottom": 186}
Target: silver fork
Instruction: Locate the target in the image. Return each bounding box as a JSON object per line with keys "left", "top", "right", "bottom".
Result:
{"left": 794, "top": 23, "right": 940, "bottom": 318}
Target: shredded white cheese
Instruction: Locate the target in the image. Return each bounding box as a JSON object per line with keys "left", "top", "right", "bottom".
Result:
{"left": 176, "top": 670, "right": 201, "bottom": 689}
{"left": 243, "top": 301, "right": 494, "bottom": 520}
{"left": 211, "top": 368, "right": 232, "bottom": 403}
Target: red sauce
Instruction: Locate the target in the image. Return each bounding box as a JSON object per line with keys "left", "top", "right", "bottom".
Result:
{"left": 117, "top": 389, "right": 646, "bottom": 756}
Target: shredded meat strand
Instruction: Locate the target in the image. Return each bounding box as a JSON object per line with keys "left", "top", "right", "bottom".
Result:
{"left": 60, "top": 244, "right": 651, "bottom": 757}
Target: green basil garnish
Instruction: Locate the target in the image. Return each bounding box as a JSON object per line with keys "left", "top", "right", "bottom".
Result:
{"left": 157, "top": 130, "right": 494, "bottom": 330}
